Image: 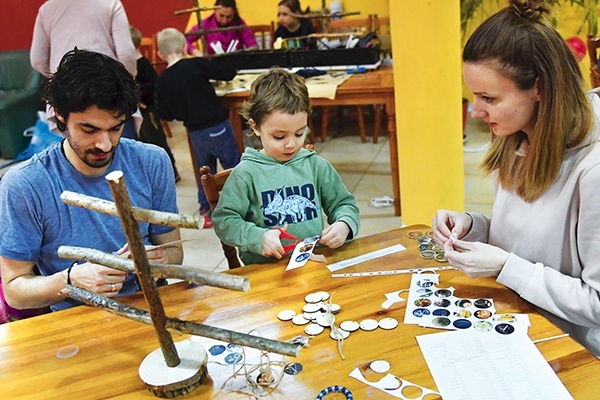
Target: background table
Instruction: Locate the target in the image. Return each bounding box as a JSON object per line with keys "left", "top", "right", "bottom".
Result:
{"left": 1, "top": 225, "right": 598, "bottom": 399}
{"left": 219, "top": 67, "right": 400, "bottom": 216}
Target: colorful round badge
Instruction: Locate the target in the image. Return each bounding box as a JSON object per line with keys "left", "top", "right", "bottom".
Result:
{"left": 474, "top": 299, "right": 492, "bottom": 309}
{"left": 417, "top": 279, "right": 434, "bottom": 288}
{"left": 284, "top": 362, "right": 303, "bottom": 375}
{"left": 413, "top": 308, "right": 430, "bottom": 317}
{"left": 417, "top": 288, "right": 433, "bottom": 297}
{"left": 295, "top": 252, "right": 310, "bottom": 263}
{"left": 434, "top": 298, "right": 451, "bottom": 307}
{"left": 208, "top": 344, "right": 226, "bottom": 356}
{"left": 494, "top": 314, "right": 516, "bottom": 323}
{"left": 432, "top": 309, "right": 451, "bottom": 316}
{"left": 453, "top": 319, "right": 472, "bottom": 329}
{"left": 434, "top": 289, "right": 452, "bottom": 298}
{"left": 414, "top": 298, "right": 431, "bottom": 307}
{"left": 432, "top": 317, "right": 451, "bottom": 327}
{"left": 495, "top": 323, "right": 515, "bottom": 335}
{"left": 474, "top": 310, "right": 492, "bottom": 319}
{"left": 407, "top": 231, "right": 422, "bottom": 239}
{"left": 224, "top": 352, "right": 243, "bottom": 364}
{"left": 455, "top": 299, "right": 473, "bottom": 308}
{"left": 473, "top": 321, "right": 493, "bottom": 332}
{"left": 454, "top": 309, "right": 472, "bottom": 318}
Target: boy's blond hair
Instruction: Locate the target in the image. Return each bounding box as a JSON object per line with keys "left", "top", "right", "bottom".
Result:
{"left": 156, "top": 28, "right": 186, "bottom": 57}
{"left": 240, "top": 68, "right": 312, "bottom": 128}
{"left": 129, "top": 25, "right": 142, "bottom": 49}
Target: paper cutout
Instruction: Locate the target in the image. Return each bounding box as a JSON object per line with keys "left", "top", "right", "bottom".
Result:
{"left": 349, "top": 364, "right": 441, "bottom": 400}
{"left": 381, "top": 289, "right": 408, "bottom": 309}
{"left": 286, "top": 236, "right": 320, "bottom": 270}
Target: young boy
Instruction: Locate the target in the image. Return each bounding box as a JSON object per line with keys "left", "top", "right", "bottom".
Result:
{"left": 155, "top": 28, "right": 240, "bottom": 228}
{"left": 129, "top": 25, "right": 180, "bottom": 182}
{"left": 212, "top": 68, "right": 360, "bottom": 265}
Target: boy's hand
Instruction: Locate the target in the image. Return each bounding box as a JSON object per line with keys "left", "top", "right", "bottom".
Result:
{"left": 261, "top": 229, "right": 285, "bottom": 259}
{"left": 319, "top": 221, "right": 350, "bottom": 249}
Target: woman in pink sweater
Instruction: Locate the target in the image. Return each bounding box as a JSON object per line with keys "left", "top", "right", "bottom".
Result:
{"left": 185, "top": 0, "right": 257, "bottom": 56}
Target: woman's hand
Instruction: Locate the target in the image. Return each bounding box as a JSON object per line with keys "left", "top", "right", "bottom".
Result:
{"left": 432, "top": 209, "right": 473, "bottom": 246}
{"left": 443, "top": 237, "right": 509, "bottom": 278}
{"left": 69, "top": 262, "right": 127, "bottom": 298}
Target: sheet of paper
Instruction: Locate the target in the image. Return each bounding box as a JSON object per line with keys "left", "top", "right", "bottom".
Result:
{"left": 416, "top": 330, "right": 574, "bottom": 400}
{"left": 305, "top": 73, "right": 352, "bottom": 100}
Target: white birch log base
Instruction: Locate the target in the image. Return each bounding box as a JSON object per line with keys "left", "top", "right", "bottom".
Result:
{"left": 139, "top": 340, "right": 208, "bottom": 398}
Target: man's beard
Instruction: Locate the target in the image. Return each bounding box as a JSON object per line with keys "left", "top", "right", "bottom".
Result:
{"left": 65, "top": 131, "right": 116, "bottom": 169}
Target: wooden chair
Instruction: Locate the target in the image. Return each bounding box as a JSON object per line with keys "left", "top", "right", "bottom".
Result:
{"left": 200, "top": 166, "right": 242, "bottom": 269}
{"left": 320, "top": 16, "right": 375, "bottom": 143}
{"left": 249, "top": 22, "right": 275, "bottom": 50}
{"left": 199, "top": 144, "right": 315, "bottom": 270}
{"left": 587, "top": 33, "right": 600, "bottom": 88}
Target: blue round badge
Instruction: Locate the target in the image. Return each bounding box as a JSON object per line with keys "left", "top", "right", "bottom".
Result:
{"left": 295, "top": 252, "right": 310, "bottom": 262}
{"left": 208, "top": 344, "right": 226, "bottom": 356}
{"left": 224, "top": 352, "right": 243, "bottom": 364}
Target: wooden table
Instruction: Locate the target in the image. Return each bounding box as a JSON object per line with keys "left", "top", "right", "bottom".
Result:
{"left": 1, "top": 225, "right": 598, "bottom": 399}
{"left": 219, "top": 67, "right": 400, "bottom": 216}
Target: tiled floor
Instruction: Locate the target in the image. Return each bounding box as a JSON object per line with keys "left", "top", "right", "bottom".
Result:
{"left": 167, "top": 111, "right": 493, "bottom": 273}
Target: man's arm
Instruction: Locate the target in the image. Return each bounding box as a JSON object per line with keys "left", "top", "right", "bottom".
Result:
{"left": 0, "top": 257, "right": 67, "bottom": 309}
{"left": 148, "top": 228, "right": 183, "bottom": 265}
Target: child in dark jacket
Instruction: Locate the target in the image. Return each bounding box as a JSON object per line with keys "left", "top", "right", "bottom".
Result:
{"left": 155, "top": 27, "right": 240, "bottom": 228}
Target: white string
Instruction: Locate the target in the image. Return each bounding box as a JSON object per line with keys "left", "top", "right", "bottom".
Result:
{"left": 324, "top": 293, "right": 346, "bottom": 360}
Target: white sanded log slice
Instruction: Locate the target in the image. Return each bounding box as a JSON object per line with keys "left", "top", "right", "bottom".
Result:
{"left": 139, "top": 340, "right": 208, "bottom": 398}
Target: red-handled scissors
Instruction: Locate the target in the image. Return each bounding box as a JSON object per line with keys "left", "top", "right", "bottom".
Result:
{"left": 274, "top": 227, "right": 299, "bottom": 254}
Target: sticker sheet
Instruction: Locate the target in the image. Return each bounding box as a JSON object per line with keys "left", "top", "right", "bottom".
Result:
{"left": 404, "top": 273, "right": 530, "bottom": 335}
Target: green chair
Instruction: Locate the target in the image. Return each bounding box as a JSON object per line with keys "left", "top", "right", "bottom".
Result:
{"left": 0, "top": 50, "right": 43, "bottom": 159}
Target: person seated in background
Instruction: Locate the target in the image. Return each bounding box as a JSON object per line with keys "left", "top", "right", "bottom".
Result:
{"left": 0, "top": 49, "right": 183, "bottom": 312}
{"left": 155, "top": 28, "right": 239, "bottom": 228}
{"left": 212, "top": 68, "right": 360, "bottom": 265}
{"left": 185, "top": 0, "right": 258, "bottom": 56}
{"left": 274, "top": 0, "right": 315, "bottom": 47}
{"left": 129, "top": 25, "right": 180, "bottom": 182}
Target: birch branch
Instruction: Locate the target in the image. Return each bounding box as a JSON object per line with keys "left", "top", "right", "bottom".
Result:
{"left": 58, "top": 246, "right": 249, "bottom": 292}
{"left": 62, "top": 285, "right": 301, "bottom": 358}
{"left": 60, "top": 190, "right": 202, "bottom": 230}
{"left": 106, "top": 171, "right": 180, "bottom": 367}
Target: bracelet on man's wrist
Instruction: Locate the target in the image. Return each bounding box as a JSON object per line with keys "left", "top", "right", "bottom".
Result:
{"left": 66, "top": 262, "right": 76, "bottom": 285}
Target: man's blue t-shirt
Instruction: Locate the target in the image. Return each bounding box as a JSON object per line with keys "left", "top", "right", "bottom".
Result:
{"left": 0, "top": 139, "right": 178, "bottom": 311}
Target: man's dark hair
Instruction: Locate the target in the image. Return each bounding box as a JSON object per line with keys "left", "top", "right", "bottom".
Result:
{"left": 43, "top": 49, "right": 139, "bottom": 131}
